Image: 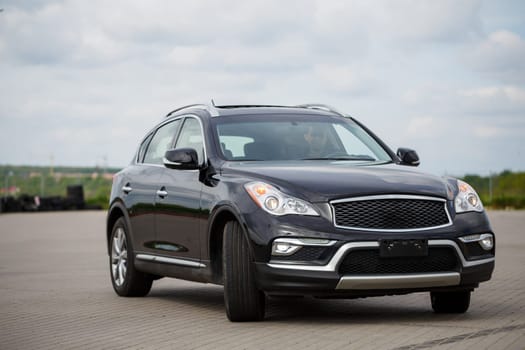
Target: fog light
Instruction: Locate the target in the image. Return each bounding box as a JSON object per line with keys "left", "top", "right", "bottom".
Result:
{"left": 271, "top": 238, "right": 338, "bottom": 257}
{"left": 459, "top": 234, "right": 482, "bottom": 243}
{"left": 272, "top": 241, "right": 301, "bottom": 256}
{"left": 479, "top": 235, "right": 494, "bottom": 250}
{"left": 459, "top": 233, "right": 494, "bottom": 251}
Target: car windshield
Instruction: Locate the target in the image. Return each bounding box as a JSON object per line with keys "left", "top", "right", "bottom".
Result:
{"left": 214, "top": 115, "right": 392, "bottom": 162}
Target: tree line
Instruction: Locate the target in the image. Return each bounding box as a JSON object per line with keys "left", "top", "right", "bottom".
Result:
{"left": 2, "top": 166, "right": 524, "bottom": 210}
{"left": 463, "top": 170, "right": 525, "bottom": 209}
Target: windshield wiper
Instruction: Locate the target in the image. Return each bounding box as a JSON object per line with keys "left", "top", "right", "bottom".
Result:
{"left": 301, "top": 155, "right": 377, "bottom": 161}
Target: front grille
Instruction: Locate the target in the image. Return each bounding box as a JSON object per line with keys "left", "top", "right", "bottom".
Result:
{"left": 338, "top": 247, "right": 459, "bottom": 275}
{"left": 332, "top": 196, "right": 450, "bottom": 231}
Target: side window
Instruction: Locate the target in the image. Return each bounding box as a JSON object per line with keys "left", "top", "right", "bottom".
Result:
{"left": 143, "top": 120, "right": 181, "bottom": 165}
{"left": 137, "top": 133, "right": 154, "bottom": 163}
{"left": 174, "top": 118, "right": 204, "bottom": 164}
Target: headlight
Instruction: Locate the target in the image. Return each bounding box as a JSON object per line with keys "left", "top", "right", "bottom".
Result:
{"left": 244, "top": 181, "right": 319, "bottom": 216}
{"left": 455, "top": 180, "right": 483, "bottom": 213}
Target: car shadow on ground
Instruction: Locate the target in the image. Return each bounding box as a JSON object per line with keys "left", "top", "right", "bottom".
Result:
{"left": 148, "top": 283, "right": 225, "bottom": 312}
{"left": 147, "top": 283, "right": 479, "bottom": 324}
{"left": 266, "top": 296, "right": 438, "bottom": 324}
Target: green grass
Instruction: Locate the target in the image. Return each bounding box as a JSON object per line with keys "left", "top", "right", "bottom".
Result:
{"left": 1, "top": 165, "right": 120, "bottom": 210}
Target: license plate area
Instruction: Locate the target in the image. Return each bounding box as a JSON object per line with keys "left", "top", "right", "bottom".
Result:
{"left": 380, "top": 239, "right": 428, "bottom": 258}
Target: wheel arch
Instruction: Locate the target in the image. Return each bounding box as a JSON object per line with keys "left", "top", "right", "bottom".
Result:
{"left": 207, "top": 204, "right": 246, "bottom": 284}
{"left": 106, "top": 201, "right": 129, "bottom": 255}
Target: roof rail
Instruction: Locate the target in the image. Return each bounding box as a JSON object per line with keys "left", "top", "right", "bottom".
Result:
{"left": 165, "top": 102, "right": 219, "bottom": 118}
{"left": 296, "top": 104, "right": 346, "bottom": 117}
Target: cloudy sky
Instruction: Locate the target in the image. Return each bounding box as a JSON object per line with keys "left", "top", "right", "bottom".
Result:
{"left": 0, "top": 0, "right": 524, "bottom": 176}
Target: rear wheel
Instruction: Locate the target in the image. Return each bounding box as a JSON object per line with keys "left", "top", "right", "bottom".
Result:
{"left": 430, "top": 290, "right": 471, "bottom": 313}
{"left": 110, "top": 217, "right": 153, "bottom": 297}
{"left": 223, "top": 220, "right": 265, "bottom": 322}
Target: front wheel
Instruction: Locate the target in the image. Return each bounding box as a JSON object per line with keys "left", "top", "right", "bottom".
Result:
{"left": 223, "top": 220, "right": 265, "bottom": 322}
{"left": 110, "top": 217, "right": 153, "bottom": 297}
{"left": 430, "top": 290, "right": 471, "bottom": 313}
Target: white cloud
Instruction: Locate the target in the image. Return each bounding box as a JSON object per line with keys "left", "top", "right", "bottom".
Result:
{"left": 0, "top": 0, "right": 524, "bottom": 175}
{"left": 405, "top": 116, "right": 445, "bottom": 139}
{"left": 460, "top": 86, "right": 525, "bottom": 102}
{"left": 474, "top": 126, "right": 507, "bottom": 138}
{"left": 313, "top": 63, "right": 377, "bottom": 95}
{"left": 0, "top": 3, "right": 79, "bottom": 64}
{"left": 464, "top": 30, "right": 525, "bottom": 83}
{"left": 377, "top": 0, "right": 483, "bottom": 44}
{"left": 458, "top": 85, "right": 525, "bottom": 114}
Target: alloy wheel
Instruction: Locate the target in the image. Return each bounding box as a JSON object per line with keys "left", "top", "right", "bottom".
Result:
{"left": 111, "top": 227, "right": 128, "bottom": 286}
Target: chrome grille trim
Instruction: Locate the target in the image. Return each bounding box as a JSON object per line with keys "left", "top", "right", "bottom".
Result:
{"left": 330, "top": 194, "right": 452, "bottom": 232}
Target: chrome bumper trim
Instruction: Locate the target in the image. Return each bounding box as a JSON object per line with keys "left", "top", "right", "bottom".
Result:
{"left": 336, "top": 272, "right": 461, "bottom": 290}
{"left": 268, "top": 241, "right": 379, "bottom": 272}
{"left": 267, "top": 239, "right": 494, "bottom": 272}
{"left": 136, "top": 254, "right": 205, "bottom": 268}
{"left": 429, "top": 240, "right": 495, "bottom": 268}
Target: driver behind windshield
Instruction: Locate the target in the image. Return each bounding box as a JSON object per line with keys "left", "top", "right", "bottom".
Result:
{"left": 303, "top": 126, "right": 330, "bottom": 158}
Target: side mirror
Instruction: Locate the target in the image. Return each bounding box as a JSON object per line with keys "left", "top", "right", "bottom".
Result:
{"left": 397, "top": 148, "right": 420, "bottom": 167}
{"left": 163, "top": 148, "right": 199, "bottom": 170}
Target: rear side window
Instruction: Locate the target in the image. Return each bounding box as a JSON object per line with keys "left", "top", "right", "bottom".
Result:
{"left": 137, "top": 133, "right": 154, "bottom": 163}
{"left": 143, "top": 120, "right": 182, "bottom": 165}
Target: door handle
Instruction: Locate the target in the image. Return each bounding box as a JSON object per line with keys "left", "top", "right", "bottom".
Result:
{"left": 157, "top": 188, "right": 168, "bottom": 198}
{"left": 122, "top": 184, "right": 132, "bottom": 194}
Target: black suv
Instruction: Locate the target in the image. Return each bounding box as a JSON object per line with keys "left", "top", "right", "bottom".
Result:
{"left": 107, "top": 103, "right": 495, "bottom": 321}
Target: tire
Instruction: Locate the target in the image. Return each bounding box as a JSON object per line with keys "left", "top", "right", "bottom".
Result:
{"left": 110, "top": 217, "right": 153, "bottom": 297}
{"left": 223, "top": 220, "right": 265, "bottom": 322}
{"left": 430, "top": 290, "right": 471, "bottom": 313}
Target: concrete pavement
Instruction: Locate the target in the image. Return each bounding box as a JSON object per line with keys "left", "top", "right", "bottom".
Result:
{"left": 0, "top": 211, "right": 524, "bottom": 349}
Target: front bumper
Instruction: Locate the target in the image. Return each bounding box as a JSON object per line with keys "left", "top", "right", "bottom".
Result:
{"left": 255, "top": 239, "right": 494, "bottom": 296}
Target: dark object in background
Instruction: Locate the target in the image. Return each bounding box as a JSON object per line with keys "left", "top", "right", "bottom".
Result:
{"left": 0, "top": 184, "right": 101, "bottom": 212}
{"left": 18, "top": 194, "right": 39, "bottom": 211}
{"left": 66, "top": 185, "right": 85, "bottom": 210}
{"left": 0, "top": 196, "right": 22, "bottom": 212}
{"left": 39, "top": 196, "right": 67, "bottom": 211}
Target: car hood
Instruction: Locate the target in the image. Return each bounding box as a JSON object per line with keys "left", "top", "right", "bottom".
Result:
{"left": 221, "top": 161, "right": 452, "bottom": 202}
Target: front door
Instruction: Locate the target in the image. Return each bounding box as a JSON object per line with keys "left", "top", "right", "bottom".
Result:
{"left": 154, "top": 117, "right": 205, "bottom": 265}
